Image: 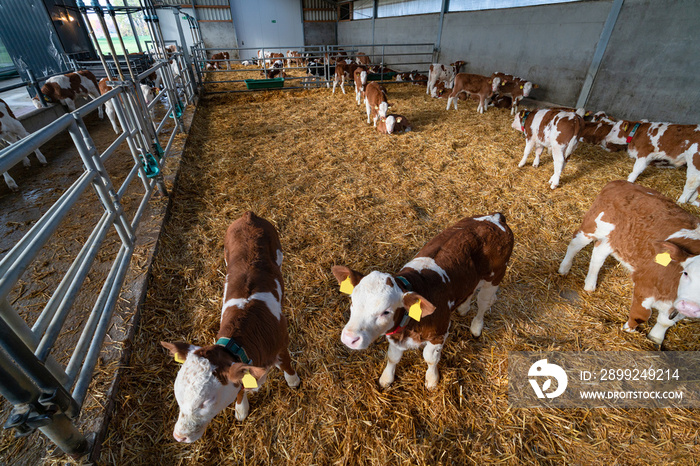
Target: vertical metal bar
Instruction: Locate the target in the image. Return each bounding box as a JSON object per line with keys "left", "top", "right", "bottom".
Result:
{"left": 172, "top": 8, "right": 196, "bottom": 99}
{"left": 435, "top": 0, "right": 449, "bottom": 60}
{"left": 72, "top": 246, "right": 132, "bottom": 407}
{"left": 0, "top": 317, "right": 86, "bottom": 455}
{"left": 576, "top": 0, "right": 625, "bottom": 109}
{"left": 124, "top": 0, "right": 144, "bottom": 53}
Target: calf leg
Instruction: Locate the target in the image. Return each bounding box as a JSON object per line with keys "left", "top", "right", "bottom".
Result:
{"left": 646, "top": 301, "right": 684, "bottom": 346}
{"left": 471, "top": 281, "right": 498, "bottom": 337}
{"left": 559, "top": 231, "right": 593, "bottom": 275}
{"left": 379, "top": 342, "right": 404, "bottom": 388}
{"left": 235, "top": 390, "right": 249, "bottom": 421}
{"left": 3, "top": 171, "right": 18, "bottom": 191}
{"left": 365, "top": 97, "right": 372, "bottom": 124}
{"left": 340, "top": 75, "right": 346, "bottom": 95}
{"left": 584, "top": 239, "right": 613, "bottom": 292}
{"left": 423, "top": 341, "right": 444, "bottom": 390}
{"left": 8, "top": 126, "right": 47, "bottom": 165}
{"left": 548, "top": 144, "right": 566, "bottom": 189}
{"left": 677, "top": 163, "right": 700, "bottom": 204}
{"left": 518, "top": 139, "right": 536, "bottom": 167}
{"left": 532, "top": 145, "right": 544, "bottom": 167}
{"left": 276, "top": 348, "right": 301, "bottom": 388}
{"left": 332, "top": 75, "right": 338, "bottom": 94}
{"left": 626, "top": 153, "right": 648, "bottom": 183}
{"left": 456, "top": 293, "right": 474, "bottom": 316}
{"left": 105, "top": 101, "right": 120, "bottom": 134}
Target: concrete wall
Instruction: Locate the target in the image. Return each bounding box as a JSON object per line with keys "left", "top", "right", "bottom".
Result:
{"left": 304, "top": 22, "right": 336, "bottom": 45}
{"left": 586, "top": 0, "right": 700, "bottom": 124}
{"left": 230, "top": 0, "right": 304, "bottom": 51}
{"left": 337, "top": 0, "right": 700, "bottom": 124}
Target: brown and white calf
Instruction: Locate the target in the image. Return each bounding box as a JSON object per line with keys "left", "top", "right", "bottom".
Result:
{"left": 286, "top": 50, "right": 303, "bottom": 68}
{"left": 512, "top": 108, "right": 584, "bottom": 189}
{"left": 333, "top": 213, "right": 513, "bottom": 389}
{"left": 498, "top": 78, "right": 539, "bottom": 115}
{"left": 364, "top": 82, "right": 390, "bottom": 126}
{"left": 376, "top": 114, "right": 412, "bottom": 135}
{"left": 355, "top": 52, "right": 371, "bottom": 66}
{"left": 427, "top": 63, "right": 456, "bottom": 98}
{"left": 353, "top": 66, "right": 368, "bottom": 105}
{"left": 332, "top": 61, "right": 361, "bottom": 94}
{"left": 600, "top": 121, "right": 700, "bottom": 205}
{"left": 579, "top": 118, "right": 627, "bottom": 152}
{"left": 206, "top": 51, "right": 230, "bottom": 70}
{"left": 161, "top": 212, "right": 300, "bottom": 443}
{"left": 446, "top": 73, "right": 500, "bottom": 114}
{"left": 33, "top": 70, "right": 103, "bottom": 118}
{"left": 559, "top": 180, "right": 700, "bottom": 346}
{"left": 98, "top": 79, "right": 156, "bottom": 134}
{"left": 1, "top": 98, "right": 47, "bottom": 191}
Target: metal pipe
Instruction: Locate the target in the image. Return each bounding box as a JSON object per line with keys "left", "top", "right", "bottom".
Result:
{"left": 0, "top": 173, "right": 96, "bottom": 301}
{"left": 72, "top": 246, "right": 132, "bottom": 406}
{"left": 576, "top": 0, "right": 624, "bottom": 109}
{"left": 0, "top": 299, "right": 68, "bottom": 386}
{"left": 124, "top": 0, "right": 144, "bottom": 53}
{"left": 34, "top": 212, "right": 116, "bottom": 362}
{"left": 75, "top": 0, "right": 114, "bottom": 81}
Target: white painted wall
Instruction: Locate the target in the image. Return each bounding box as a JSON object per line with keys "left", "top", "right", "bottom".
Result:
{"left": 230, "top": 0, "right": 304, "bottom": 54}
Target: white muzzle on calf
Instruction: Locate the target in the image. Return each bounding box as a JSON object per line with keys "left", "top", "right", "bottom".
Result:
{"left": 335, "top": 269, "right": 435, "bottom": 351}
{"left": 670, "top": 249, "right": 700, "bottom": 318}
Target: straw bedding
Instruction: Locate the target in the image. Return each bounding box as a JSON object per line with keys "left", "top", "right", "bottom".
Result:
{"left": 101, "top": 69, "right": 700, "bottom": 465}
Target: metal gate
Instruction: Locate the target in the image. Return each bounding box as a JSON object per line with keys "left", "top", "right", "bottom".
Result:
{"left": 192, "top": 42, "right": 435, "bottom": 94}
{"left": 0, "top": 1, "right": 197, "bottom": 458}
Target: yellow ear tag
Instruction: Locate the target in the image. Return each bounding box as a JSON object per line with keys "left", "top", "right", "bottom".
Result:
{"left": 374, "top": 105, "right": 378, "bottom": 109}
{"left": 174, "top": 353, "right": 185, "bottom": 364}
{"left": 520, "top": 85, "right": 523, "bottom": 89}
{"left": 339, "top": 277, "right": 354, "bottom": 294}
{"left": 408, "top": 301, "right": 422, "bottom": 322}
{"left": 655, "top": 252, "right": 672, "bottom": 267}
{"left": 623, "top": 123, "right": 628, "bottom": 131}
{"left": 242, "top": 372, "right": 258, "bottom": 389}
{"left": 397, "top": 117, "right": 402, "bottom": 123}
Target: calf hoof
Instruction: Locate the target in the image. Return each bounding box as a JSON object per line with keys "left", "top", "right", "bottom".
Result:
{"left": 470, "top": 320, "right": 484, "bottom": 338}
{"left": 517, "top": 161, "right": 526, "bottom": 168}
{"left": 532, "top": 161, "right": 540, "bottom": 168}
{"left": 621, "top": 322, "right": 636, "bottom": 334}
{"left": 425, "top": 373, "right": 439, "bottom": 390}
{"left": 378, "top": 371, "right": 394, "bottom": 389}
{"left": 285, "top": 372, "right": 301, "bottom": 389}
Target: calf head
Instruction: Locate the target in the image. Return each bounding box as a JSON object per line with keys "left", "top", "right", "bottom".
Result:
{"left": 511, "top": 110, "right": 528, "bottom": 132}
{"left": 332, "top": 266, "right": 435, "bottom": 350}
{"left": 658, "top": 241, "right": 700, "bottom": 318}
{"left": 521, "top": 81, "right": 533, "bottom": 97}
{"left": 491, "top": 77, "right": 501, "bottom": 94}
{"left": 161, "top": 341, "right": 265, "bottom": 443}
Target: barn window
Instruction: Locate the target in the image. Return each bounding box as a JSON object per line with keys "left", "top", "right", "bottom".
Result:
{"left": 449, "top": 0, "right": 581, "bottom": 12}
{"left": 338, "top": 2, "right": 353, "bottom": 21}
{"left": 353, "top": 0, "right": 374, "bottom": 19}
{"left": 377, "top": 0, "right": 442, "bottom": 17}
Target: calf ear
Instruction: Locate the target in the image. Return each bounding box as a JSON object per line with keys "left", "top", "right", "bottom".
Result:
{"left": 161, "top": 341, "right": 196, "bottom": 364}
{"left": 655, "top": 241, "right": 692, "bottom": 265}
{"left": 331, "top": 266, "right": 364, "bottom": 294}
{"left": 228, "top": 363, "right": 267, "bottom": 387}
{"left": 401, "top": 292, "right": 436, "bottom": 321}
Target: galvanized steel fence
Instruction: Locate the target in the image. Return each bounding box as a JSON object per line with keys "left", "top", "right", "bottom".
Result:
{"left": 192, "top": 42, "right": 435, "bottom": 93}
{"left": 0, "top": 54, "right": 193, "bottom": 456}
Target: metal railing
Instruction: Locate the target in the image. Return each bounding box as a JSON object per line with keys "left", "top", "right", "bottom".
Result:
{"left": 0, "top": 55, "right": 192, "bottom": 456}
{"left": 192, "top": 42, "right": 435, "bottom": 94}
